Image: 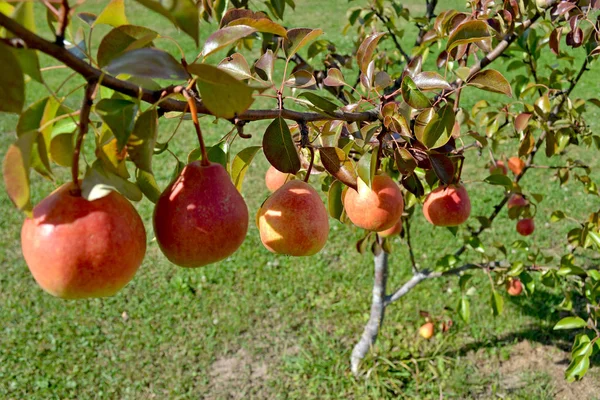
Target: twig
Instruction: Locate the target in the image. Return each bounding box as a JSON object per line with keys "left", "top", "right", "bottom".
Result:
{"left": 351, "top": 249, "right": 388, "bottom": 376}
{"left": 415, "top": 0, "right": 438, "bottom": 47}
{"left": 404, "top": 216, "right": 418, "bottom": 274}
{"left": 372, "top": 8, "right": 411, "bottom": 63}
{"left": 55, "top": 0, "right": 70, "bottom": 47}
{"left": 71, "top": 80, "right": 97, "bottom": 196}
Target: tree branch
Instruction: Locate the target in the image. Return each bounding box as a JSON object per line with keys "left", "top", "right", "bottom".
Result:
{"left": 0, "top": 13, "right": 379, "bottom": 124}
{"left": 351, "top": 250, "right": 388, "bottom": 376}
{"left": 372, "top": 8, "right": 411, "bottom": 63}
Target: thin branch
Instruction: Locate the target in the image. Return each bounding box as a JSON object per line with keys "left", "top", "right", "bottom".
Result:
{"left": 351, "top": 249, "right": 388, "bottom": 376}
{"left": 415, "top": 0, "right": 438, "bottom": 47}
{"left": 404, "top": 216, "right": 418, "bottom": 274}
{"left": 55, "top": 0, "right": 70, "bottom": 47}
{"left": 0, "top": 14, "right": 379, "bottom": 124}
{"left": 372, "top": 8, "right": 411, "bottom": 63}
{"left": 71, "top": 80, "right": 97, "bottom": 196}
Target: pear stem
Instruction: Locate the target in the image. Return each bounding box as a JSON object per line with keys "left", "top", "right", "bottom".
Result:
{"left": 71, "top": 80, "right": 97, "bottom": 196}
{"left": 184, "top": 90, "right": 210, "bottom": 167}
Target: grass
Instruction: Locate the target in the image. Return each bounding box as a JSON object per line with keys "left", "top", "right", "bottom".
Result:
{"left": 1, "top": 0, "right": 600, "bottom": 398}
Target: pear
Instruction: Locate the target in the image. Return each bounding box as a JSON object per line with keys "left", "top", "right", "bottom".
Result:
{"left": 422, "top": 184, "right": 471, "bottom": 227}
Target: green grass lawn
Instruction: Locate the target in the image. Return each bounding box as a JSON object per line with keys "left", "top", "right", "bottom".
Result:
{"left": 1, "top": 1, "right": 600, "bottom": 398}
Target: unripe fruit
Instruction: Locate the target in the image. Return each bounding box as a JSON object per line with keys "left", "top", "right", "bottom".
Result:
{"left": 343, "top": 175, "right": 404, "bottom": 232}
{"left": 508, "top": 157, "right": 525, "bottom": 175}
{"left": 507, "top": 194, "right": 528, "bottom": 209}
{"left": 257, "top": 180, "right": 329, "bottom": 256}
{"left": 265, "top": 165, "right": 294, "bottom": 192}
{"left": 422, "top": 184, "right": 471, "bottom": 227}
{"left": 21, "top": 182, "right": 146, "bottom": 299}
{"left": 489, "top": 161, "right": 507, "bottom": 175}
{"left": 153, "top": 162, "right": 248, "bottom": 267}
{"left": 378, "top": 219, "right": 402, "bottom": 238}
{"left": 419, "top": 322, "right": 435, "bottom": 339}
{"left": 506, "top": 278, "right": 523, "bottom": 296}
{"left": 516, "top": 218, "right": 535, "bottom": 236}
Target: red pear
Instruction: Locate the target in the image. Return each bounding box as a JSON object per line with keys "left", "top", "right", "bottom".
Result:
{"left": 489, "top": 160, "right": 507, "bottom": 175}
{"left": 378, "top": 219, "right": 402, "bottom": 238}
{"left": 343, "top": 175, "right": 404, "bottom": 232}
{"left": 506, "top": 278, "right": 523, "bottom": 296}
{"left": 508, "top": 157, "right": 525, "bottom": 175}
{"left": 507, "top": 194, "right": 528, "bottom": 209}
{"left": 265, "top": 165, "right": 294, "bottom": 192}
{"left": 422, "top": 184, "right": 471, "bottom": 227}
{"left": 257, "top": 180, "right": 329, "bottom": 256}
{"left": 153, "top": 162, "right": 248, "bottom": 267}
{"left": 20, "top": 182, "right": 146, "bottom": 299}
{"left": 516, "top": 218, "right": 535, "bottom": 236}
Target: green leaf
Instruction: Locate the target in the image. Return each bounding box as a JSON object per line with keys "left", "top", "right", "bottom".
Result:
{"left": 484, "top": 174, "right": 513, "bottom": 189}
{"left": 357, "top": 150, "right": 377, "bottom": 188}
{"left": 81, "top": 160, "right": 142, "bottom": 202}
{"left": 202, "top": 25, "right": 257, "bottom": 57}
{"left": 467, "top": 69, "right": 513, "bottom": 97}
{"left": 94, "top": 0, "right": 129, "bottom": 27}
{"left": 218, "top": 53, "right": 252, "bottom": 80}
{"left": 319, "top": 147, "right": 357, "bottom": 190}
{"left": 188, "top": 145, "right": 228, "bottom": 168}
{"left": 297, "top": 92, "right": 339, "bottom": 114}
{"left": 285, "top": 70, "right": 316, "bottom": 89}
{"left": 587, "top": 231, "right": 600, "bottom": 250}
{"left": 458, "top": 296, "right": 470, "bottom": 323}
{"left": 446, "top": 20, "right": 490, "bottom": 53}
{"left": 9, "top": 2, "right": 42, "bottom": 82}
{"left": 95, "top": 99, "right": 138, "bottom": 150}
{"left": 133, "top": 0, "right": 198, "bottom": 45}
{"left": 135, "top": 169, "right": 161, "bottom": 203}
{"left": 3, "top": 131, "right": 37, "bottom": 213}
{"left": 550, "top": 210, "right": 566, "bottom": 222}
{"left": 328, "top": 180, "right": 344, "bottom": 221}
{"left": 284, "top": 28, "right": 323, "bottom": 59}
{"left": 262, "top": 117, "right": 300, "bottom": 174}
{"left": 417, "top": 104, "right": 455, "bottom": 149}
{"left": 413, "top": 71, "right": 451, "bottom": 91}
{"left": 490, "top": 290, "right": 504, "bottom": 316}
{"left": 226, "top": 17, "right": 287, "bottom": 37}
{"left": 127, "top": 108, "right": 157, "bottom": 172}
{"left": 230, "top": 146, "right": 261, "bottom": 192}
{"left": 254, "top": 49, "right": 274, "bottom": 82}
{"left": 402, "top": 75, "right": 430, "bottom": 109}
{"left": 97, "top": 25, "right": 157, "bottom": 68}
{"left": 565, "top": 354, "right": 590, "bottom": 382}
{"left": 0, "top": 43, "right": 25, "bottom": 114}
{"left": 106, "top": 48, "right": 188, "bottom": 80}
{"left": 553, "top": 316, "right": 588, "bottom": 330}
{"left": 188, "top": 63, "right": 255, "bottom": 119}
{"left": 356, "top": 32, "right": 386, "bottom": 74}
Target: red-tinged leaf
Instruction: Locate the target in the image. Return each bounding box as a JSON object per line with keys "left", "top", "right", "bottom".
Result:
{"left": 231, "top": 146, "right": 262, "bottom": 192}
{"left": 467, "top": 69, "right": 512, "bottom": 97}
{"left": 374, "top": 71, "right": 392, "bottom": 90}
{"left": 356, "top": 32, "right": 386, "bottom": 74}
{"left": 97, "top": 25, "right": 157, "bottom": 68}
{"left": 0, "top": 43, "right": 25, "bottom": 114}
{"left": 105, "top": 48, "right": 188, "bottom": 80}
{"left": 227, "top": 17, "right": 287, "bottom": 37}
{"left": 220, "top": 9, "right": 263, "bottom": 27}
{"left": 555, "top": 2, "right": 577, "bottom": 16}
{"left": 402, "top": 75, "right": 430, "bottom": 109}
{"left": 323, "top": 68, "right": 345, "bottom": 87}
{"left": 446, "top": 20, "right": 490, "bottom": 53}
{"left": 413, "top": 71, "right": 452, "bottom": 91}
{"left": 429, "top": 152, "right": 455, "bottom": 184}
{"left": 518, "top": 130, "right": 535, "bottom": 157}
{"left": 3, "top": 131, "right": 37, "bottom": 212}
{"left": 515, "top": 113, "right": 531, "bottom": 132}
{"left": 218, "top": 53, "right": 252, "bottom": 80}
{"left": 133, "top": 0, "right": 198, "bottom": 45}
{"left": 550, "top": 28, "right": 561, "bottom": 55}
{"left": 319, "top": 147, "right": 358, "bottom": 190}
{"left": 263, "top": 117, "right": 300, "bottom": 174}
{"left": 255, "top": 49, "right": 274, "bottom": 81}
{"left": 188, "top": 63, "right": 255, "bottom": 119}
{"left": 417, "top": 104, "right": 455, "bottom": 149}
{"left": 94, "top": 0, "right": 128, "bottom": 27}
{"left": 284, "top": 28, "right": 323, "bottom": 59}
{"left": 566, "top": 27, "right": 583, "bottom": 48}
{"left": 285, "top": 70, "right": 316, "bottom": 89}
{"left": 394, "top": 148, "right": 417, "bottom": 175}
{"left": 202, "top": 25, "right": 257, "bottom": 57}
{"left": 405, "top": 55, "right": 422, "bottom": 78}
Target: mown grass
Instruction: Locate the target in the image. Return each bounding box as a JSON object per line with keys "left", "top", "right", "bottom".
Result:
{"left": 1, "top": 1, "right": 600, "bottom": 398}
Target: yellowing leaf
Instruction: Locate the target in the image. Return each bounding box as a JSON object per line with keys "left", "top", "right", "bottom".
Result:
{"left": 447, "top": 20, "right": 490, "bottom": 53}
{"left": 3, "top": 131, "right": 37, "bottom": 212}
{"left": 94, "top": 0, "right": 129, "bottom": 27}
{"left": 467, "top": 69, "right": 513, "bottom": 97}
{"left": 284, "top": 28, "right": 323, "bottom": 59}
{"left": 202, "top": 25, "right": 257, "bottom": 57}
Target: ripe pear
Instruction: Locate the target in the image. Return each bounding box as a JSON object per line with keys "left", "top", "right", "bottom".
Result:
{"left": 257, "top": 180, "right": 329, "bottom": 256}
{"left": 378, "top": 219, "right": 402, "bottom": 238}
{"left": 153, "top": 161, "right": 248, "bottom": 267}
{"left": 516, "top": 218, "right": 535, "bottom": 236}
{"left": 422, "top": 184, "right": 471, "bottom": 227}
{"left": 508, "top": 157, "right": 525, "bottom": 175}
{"left": 506, "top": 278, "right": 523, "bottom": 296}
{"left": 265, "top": 165, "right": 294, "bottom": 192}
{"left": 20, "top": 182, "right": 146, "bottom": 299}
{"left": 419, "top": 322, "right": 435, "bottom": 339}
{"left": 343, "top": 175, "right": 404, "bottom": 232}
{"left": 507, "top": 194, "right": 528, "bottom": 209}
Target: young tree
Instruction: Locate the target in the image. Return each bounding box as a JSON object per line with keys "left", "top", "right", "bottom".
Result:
{"left": 2, "top": 0, "right": 600, "bottom": 381}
